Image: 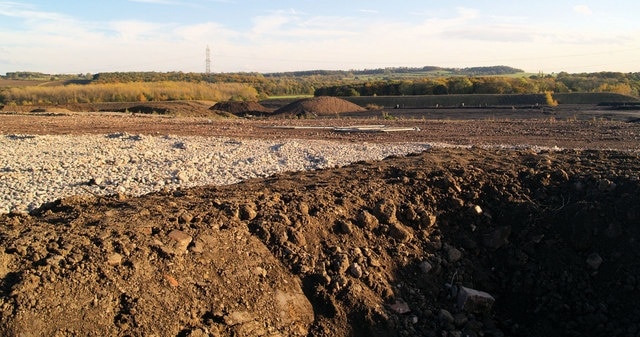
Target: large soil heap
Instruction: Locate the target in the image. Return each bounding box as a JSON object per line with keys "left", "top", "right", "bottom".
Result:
{"left": 1, "top": 147, "right": 639, "bottom": 336}
{"left": 274, "top": 96, "right": 367, "bottom": 117}
{"left": 210, "top": 101, "right": 272, "bottom": 115}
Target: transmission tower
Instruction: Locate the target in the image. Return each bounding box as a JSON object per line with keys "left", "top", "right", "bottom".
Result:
{"left": 205, "top": 45, "right": 211, "bottom": 74}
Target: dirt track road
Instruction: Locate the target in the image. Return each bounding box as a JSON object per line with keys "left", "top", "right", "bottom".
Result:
{"left": 1, "top": 112, "right": 639, "bottom": 150}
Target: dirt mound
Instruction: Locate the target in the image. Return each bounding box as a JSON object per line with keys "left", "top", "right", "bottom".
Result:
{"left": 1, "top": 101, "right": 227, "bottom": 118}
{"left": 29, "top": 107, "right": 73, "bottom": 114}
{"left": 274, "top": 96, "right": 366, "bottom": 117}
{"left": 1, "top": 147, "right": 639, "bottom": 336}
{"left": 211, "top": 101, "right": 272, "bottom": 115}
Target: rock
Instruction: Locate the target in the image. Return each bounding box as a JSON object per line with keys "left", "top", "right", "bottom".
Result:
{"left": 586, "top": 253, "right": 603, "bottom": 270}
{"left": 107, "top": 253, "right": 123, "bottom": 266}
{"left": 471, "top": 205, "right": 483, "bottom": 215}
{"left": 357, "top": 210, "right": 379, "bottom": 229}
{"left": 482, "top": 226, "right": 512, "bottom": 249}
{"left": 333, "top": 254, "right": 350, "bottom": 274}
{"left": 419, "top": 260, "right": 433, "bottom": 274}
{"left": 90, "top": 177, "right": 104, "bottom": 186}
{"left": 176, "top": 171, "right": 189, "bottom": 182}
{"left": 438, "top": 309, "right": 454, "bottom": 324}
{"left": 349, "top": 262, "right": 363, "bottom": 278}
{"left": 390, "top": 300, "right": 411, "bottom": 314}
{"left": 389, "top": 222, "right": 413, "bottom": 242}
{"left": 274, "top": 289, "right": 315, "bottom": 325}
{"left": 224, "top": 311, "right": 254, "bottom": 326}
{"left": 239, "top": 203, "right": 258, "bottom": 221}
{"left": 420, "top": 212, "right": 437, "bottom": 228}
{"left": 252, "top": 266, "right": 267, "bottom": 277}
{"left": 168, "top": 230, "right": 192, "bottom": 254}
{"left": 446, "top": 246, "right": 463, "bottom": 263}
{"left": 178, "top": 211, "right": 193, "bottom": 224}
{"left": 298, "top": 202, "right": 309, "bottom": 215}
{"left": 337, "top": 219, "right": 354, "bottom": 234}
{"left": 457, "top": 286, "right": 495, "bottom": 313}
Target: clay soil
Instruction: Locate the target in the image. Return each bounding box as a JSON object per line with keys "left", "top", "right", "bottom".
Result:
{"left": 1, "top": 102, "right": 640, "bottom": 337}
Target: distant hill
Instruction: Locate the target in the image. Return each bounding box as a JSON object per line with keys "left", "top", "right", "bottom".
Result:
{"left": 263, "top": 65, "right": 525, "bottom": 78}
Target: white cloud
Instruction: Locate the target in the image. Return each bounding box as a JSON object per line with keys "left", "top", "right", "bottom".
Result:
{"left": 0, "top": 1, "right": 72, "bottom": 22}
{"left": 573, "top": 5, "right": 593, "bottom": 16}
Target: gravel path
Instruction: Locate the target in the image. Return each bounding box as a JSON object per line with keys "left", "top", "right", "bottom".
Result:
{"left": 1, "top": 133, "right": 431, "bottom": 213}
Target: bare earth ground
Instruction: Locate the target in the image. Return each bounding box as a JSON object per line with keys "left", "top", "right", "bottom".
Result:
{"left": 1, "top": 104, "right": 640, "bottom": 337}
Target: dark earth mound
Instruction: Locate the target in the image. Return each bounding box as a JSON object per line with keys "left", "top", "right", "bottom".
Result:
{"left": 274, "top": 96, "right": 367, "bottom": 117}
{"left": 210, "top": 101, "right": 272, "bottom": 116}
{"left": 1, "top": 147, "right": 639, "bottom": 336}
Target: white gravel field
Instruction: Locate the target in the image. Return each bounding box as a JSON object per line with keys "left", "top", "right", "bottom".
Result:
{"left": 1, "top": 133, "right": 431, "bottom": 214}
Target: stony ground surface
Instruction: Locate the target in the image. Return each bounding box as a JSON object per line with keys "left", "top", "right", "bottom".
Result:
{"left": 1, "top": 106, "right": 640, "bottom": 336}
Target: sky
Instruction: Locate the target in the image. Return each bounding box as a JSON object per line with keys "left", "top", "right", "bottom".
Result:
{"left": 1, "top": 0, "right": 639, "bottom": 75}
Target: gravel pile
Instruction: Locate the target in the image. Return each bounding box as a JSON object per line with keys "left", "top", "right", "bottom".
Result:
{"left": 0, "top": 133, "right": 430, "bottom": 214}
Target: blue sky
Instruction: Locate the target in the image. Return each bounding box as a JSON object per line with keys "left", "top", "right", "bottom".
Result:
{"left": 1, "top": 0, "right": 639, "bottom": 74}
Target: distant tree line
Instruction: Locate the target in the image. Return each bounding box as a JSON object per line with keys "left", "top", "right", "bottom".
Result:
{"left": 0, "top": 82, "right": 258, "bottom": 105}
{"left": 3, "top": 68, "right": 639, "bottom": 105}
{"left": 314, "top": 72, "right": 640, "bottom": 97}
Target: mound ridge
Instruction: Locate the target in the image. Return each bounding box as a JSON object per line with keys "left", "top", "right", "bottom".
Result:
{"left": 274, "top": 96, "right": 366, "bottom": 117}
{"left": 1, "top": 148, "right": 639, "bottom": 336}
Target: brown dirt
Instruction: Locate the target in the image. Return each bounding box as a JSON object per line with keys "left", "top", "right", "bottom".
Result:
{"left": 1, "top": 101, "right": 220, "bottom": 118}
{"left": 211, "top": 101, "right": 272, "bottom": 115}
{"left": 1, "top": 103, "right": 640, "bottom": 336}
{"left": 274, "top": 97, "right": 367, "bottom": 117}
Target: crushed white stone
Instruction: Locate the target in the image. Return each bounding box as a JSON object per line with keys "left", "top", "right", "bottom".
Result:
{"left": 1, "top": 133, "right": 431, "bottom": 214}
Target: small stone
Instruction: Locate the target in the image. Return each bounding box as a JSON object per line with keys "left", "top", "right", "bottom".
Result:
{"left": 253, "top": 266, "right": 267, "bottom": 277}
{"left": 178, "top": 211, "right": 193, "bottom": 224}
{"left": 438, "top": 309, "right": 454, "bottom": 324}
{"left": 224, "top": 311, "right": 253, "bottom": 326}
{"left": 390, "top": 300, "right": 411, "bottom": 314}
{"left": 349, "top": 262, "right": 363, "bottom": 278}
{"left": 176, "top": 171, "right": 189, "bottom": 182}
{"left": 333, "top": 254, "right": 350, "bottom": 274}
{"left": 298, "top": 202, "right": 309, "bottom": 215}
{"left": 389, "top": 222, "right": 413, "bottom": 242}
{"left": 168, "top": 230, "right": 192, "bottom": 254}
{"left": 107, "top": 253, "right": 123, "bottom": 266}
{"left": 419, "top": 260, "right": 433, "bottom": 274}
{"left": 338, "top": 219, "right": 354, "bottom": 234}
{"left": 368, "top": 257, "right": 381, "bottom": 267}
{"left": 421, "top": 213, "right": 437, "bottom": 228}
{"left": 446, "top": 246, "right": 463, "bottom": 263}
{"left": 472, "top": 205, "right": 483, "bottom": 215}
{"left": 357, "top": 210, "right": 379, "bottom": 229}
{"left": 586, "top": 253, "right": 603, "bottom": 270}
{"left": 164, "top": 274, "right": 179, "bottom": 287}
{"left": 457, "top": 286, "right": 495, "bottom": 313}
{"left": 239, "top": 203, "right": 258, "bottom": 221}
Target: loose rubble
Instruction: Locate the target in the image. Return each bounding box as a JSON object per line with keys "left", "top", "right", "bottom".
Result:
{"left": 1, "top": 146, "right": 639, "bottom": 336}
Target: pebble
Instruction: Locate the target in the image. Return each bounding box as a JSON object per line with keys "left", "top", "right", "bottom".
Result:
{"left": 446, "top": 246, "right": 463, "bottom": 263}
{"left": 349, "top": 262, "right": 363, "bottom": 278}
{"left": 586, "top": 253, "right": 603, "bottom": 270}
{"left": 0, "top": 134, "right": 431, "bottom": 214}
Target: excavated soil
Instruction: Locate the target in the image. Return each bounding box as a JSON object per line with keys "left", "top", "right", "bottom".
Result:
{"left": 1, "top": 103, "right": 640, "bottom": 337}
{"left": 274, "top": 97, "right": 367, "bottom": 117}
{"left": 211, "top": 101, "right": 272, "bottom": 116}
